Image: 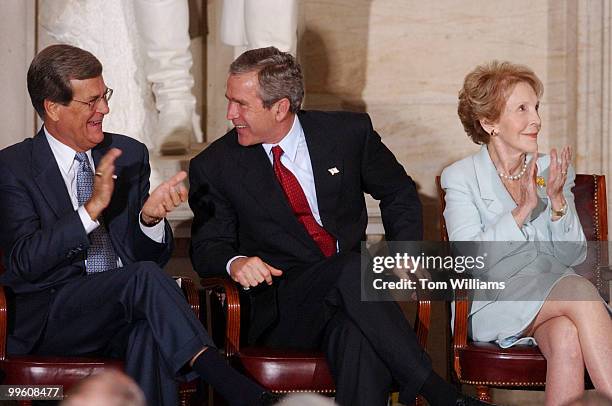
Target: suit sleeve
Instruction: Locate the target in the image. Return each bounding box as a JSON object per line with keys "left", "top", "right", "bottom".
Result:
{"left": 359, "top": 115, "right": 423, "bottom": 241}
{"left": 189, "top": 155, "right": 240, "bottom": 277}
{"left": 0, "top": 160, "right": 90, "bottom": 283}
{"left": 533, "top": 164, "right": 586, "bottom": 267}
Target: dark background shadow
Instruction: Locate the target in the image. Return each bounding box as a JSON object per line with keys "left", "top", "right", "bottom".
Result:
{"left": 298, "top": 0, "right": 373, "bottom": 113}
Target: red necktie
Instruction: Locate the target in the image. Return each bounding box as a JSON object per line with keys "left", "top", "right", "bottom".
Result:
{"left": 272, "top": 146, "right": 336, "bottom": 257}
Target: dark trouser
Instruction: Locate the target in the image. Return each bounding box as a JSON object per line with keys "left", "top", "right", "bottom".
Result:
{"left": 35, "top": 262, "right": 214, "bottom": 406}
{"left": 263, "top": 252, "right": 432, "bottom": 406}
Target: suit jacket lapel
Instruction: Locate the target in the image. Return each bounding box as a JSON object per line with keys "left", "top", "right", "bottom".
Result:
{"left": 473, "top": 145, "right": 515, "bottom": 216}
{"left": 237, "top": 141, "right": 319, "bottom": 251}
{"left": 32, "top": 129, "right": 74, "bottom": 218}
{"left": 299, "top": 111, "right": 342, "bottom": 238}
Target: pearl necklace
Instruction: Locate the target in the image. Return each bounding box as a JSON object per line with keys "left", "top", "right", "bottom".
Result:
{"left": 498, "top": 156, "right": 527, "bottom": 181}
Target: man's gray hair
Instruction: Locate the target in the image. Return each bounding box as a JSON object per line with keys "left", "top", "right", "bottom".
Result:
{"left": 229, "top": 47, "right": 304, "bottom": 113}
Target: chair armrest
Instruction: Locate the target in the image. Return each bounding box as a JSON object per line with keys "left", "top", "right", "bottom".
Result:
{"left": 0, "top": 286, "right": 6, "bottom": 361}
{"left": 452, "top": 290, "right": 469, "bottom": 349}
{"left": 201, "top": 277, "right": 241, "bottom": 358}
{"left": 415, "top": 300, "right": 431, "bottom": 349}
{"left": 178, "top": 277, "right": 200, "bottom": 320}
{"left": 452, "top": 289, "right": 469, "bottom": 380}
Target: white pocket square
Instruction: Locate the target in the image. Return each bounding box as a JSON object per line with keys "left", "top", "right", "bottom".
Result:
{"left": 328, "top": 167, "right": 340, "bottom": 175}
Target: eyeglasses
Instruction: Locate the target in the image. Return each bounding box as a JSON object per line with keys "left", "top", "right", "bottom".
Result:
{"left": 72, "top": 88, "right": 113, "bottom": 111}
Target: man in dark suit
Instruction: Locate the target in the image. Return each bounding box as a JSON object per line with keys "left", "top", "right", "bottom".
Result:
{"left": 190, "top": 47, "right": 489, "bottom": 406}
{"left": 0, "top": 44, "right": 277, "bottom": 406}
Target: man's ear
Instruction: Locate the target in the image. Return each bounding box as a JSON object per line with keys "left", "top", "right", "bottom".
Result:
{"left": 274, "top": 98, "right": 291, "bottom": 122}
{"left": 44, "top": 99, "right": 61, "bottom": 122}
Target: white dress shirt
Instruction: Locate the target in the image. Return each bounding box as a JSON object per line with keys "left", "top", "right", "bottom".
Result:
{"left": 44, "top": 128, "right": 165, "bottom": 268}
{"left": 261, "top": 115, "right": 322, "bottom": 224}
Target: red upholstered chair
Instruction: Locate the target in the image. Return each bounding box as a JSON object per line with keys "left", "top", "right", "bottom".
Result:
{"left": 0, "top": 273, "right": 200, "bottom": 406}
{"left": 201, "top": 276, "right": 431, "bottom": 403}
{"left": 435, "top": 174, "right": 608, "bottom": 403}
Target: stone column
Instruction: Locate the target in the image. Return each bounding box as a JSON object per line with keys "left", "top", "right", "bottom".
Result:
{"left": 0, "top": 0, "right": 37, "bottom": 149}
{"left": 574, "top": 0, "right": 612, "bottom": 228}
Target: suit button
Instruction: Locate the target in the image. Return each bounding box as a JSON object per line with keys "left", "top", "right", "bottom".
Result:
{"left": 50, "top": 288, "right": 56, "bottom": 294}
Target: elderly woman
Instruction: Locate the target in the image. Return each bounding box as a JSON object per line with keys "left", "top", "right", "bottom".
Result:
{"left": 441, "top": 61, "right": 612, "bottom": 405}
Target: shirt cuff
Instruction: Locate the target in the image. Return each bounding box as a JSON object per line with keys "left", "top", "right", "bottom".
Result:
{"left": 78, "top": 205, "right": 100, "bottom": 234}
{"left": 227, "top": 255, "right": 246, "bottom": 275}
{"left": 139, "top": 211, "right": 166, "bottom": 243}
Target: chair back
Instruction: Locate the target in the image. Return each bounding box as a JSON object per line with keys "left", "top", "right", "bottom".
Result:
{"left": 572, "top": 175, "right": 609, "bottom": 284}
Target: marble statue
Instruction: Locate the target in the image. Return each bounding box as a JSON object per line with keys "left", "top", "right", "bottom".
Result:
{"left": 39, "top": 0, "right": 202, "bottom": 155}
{"left": 220, "top": 0, "right": 299, "bottom": 57}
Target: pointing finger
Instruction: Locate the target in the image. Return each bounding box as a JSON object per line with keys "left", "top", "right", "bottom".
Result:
{"left": 167, "top": 171, "right": 187, "bottom": 187}
{"left": 269, "top": 266, "right": 283, "bottom": 277}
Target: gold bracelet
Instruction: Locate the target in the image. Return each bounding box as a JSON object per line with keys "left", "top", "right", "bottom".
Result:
{"left": 551, "top": 203, "right": 567, "bottom": 218}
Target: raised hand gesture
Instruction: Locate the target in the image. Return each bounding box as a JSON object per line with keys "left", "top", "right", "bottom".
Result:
{"left": 85, "top": 148, "right": 122, "bottom": 221}
{"left": 141, "top": 171, "right": 188, "bottom": 225}
{"left": 546, "top": 146, "right": 570, "bottom": 209}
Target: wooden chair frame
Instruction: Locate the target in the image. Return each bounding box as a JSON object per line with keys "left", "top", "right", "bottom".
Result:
{"left": 201, "top": 273, "right": 432, "bottom": 404}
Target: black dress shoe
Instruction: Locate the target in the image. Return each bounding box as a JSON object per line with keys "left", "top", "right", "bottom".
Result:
{"left": 255, "top": 391, "right": 284, "bottom": 406}
{"left": 456, "top": 394, "right": 496, "bottom": 406}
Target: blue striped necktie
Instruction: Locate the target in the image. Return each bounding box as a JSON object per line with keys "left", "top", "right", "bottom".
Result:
{"left": 75, "top": 152, "right": 118, "bottom": 273}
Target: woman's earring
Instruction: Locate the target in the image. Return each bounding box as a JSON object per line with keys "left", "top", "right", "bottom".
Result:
{"left": 490, "top": 129, "right": 497, "bottom": 137}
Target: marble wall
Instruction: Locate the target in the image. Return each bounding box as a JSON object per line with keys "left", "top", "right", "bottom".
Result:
{"left": 206, "top": 0, "right": 611, "bottom": 240}
{"left": 1, "top": 1, "right": 609, "bottom": 402}
{"left": 4, "top": 1, "right": 609, "bottom": 235}
{"left": 298, "top": 0, "right": 573, "bottom": 239}
{"left": 3, "top": 1, "right": 610, "bottom": 230}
